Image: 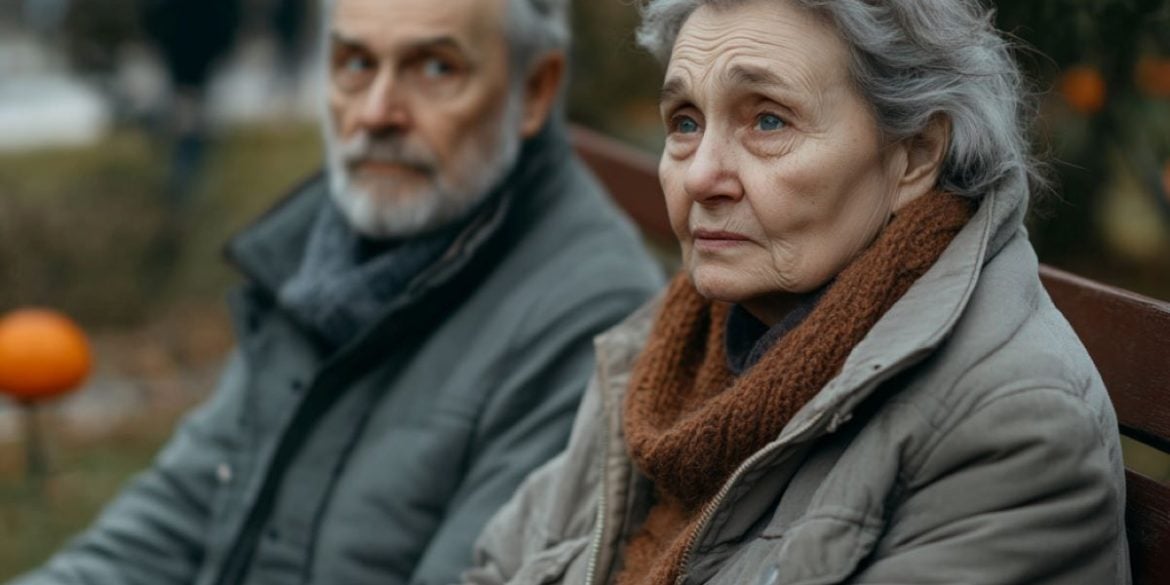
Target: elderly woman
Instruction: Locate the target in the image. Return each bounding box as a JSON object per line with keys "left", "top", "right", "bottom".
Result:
{"left": 464, "top": 0, "right": 1129, "bottom": 584}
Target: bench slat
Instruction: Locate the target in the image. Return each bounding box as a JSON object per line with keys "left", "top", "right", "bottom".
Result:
{"left": 570, "top": 126, "right": 674, "bottom": 243}
{"left": 1040, "top": 265, "right": 1170, "bottom": 452}
{"left": 1127, "top": 470, "right": 1170, "bottom": 585}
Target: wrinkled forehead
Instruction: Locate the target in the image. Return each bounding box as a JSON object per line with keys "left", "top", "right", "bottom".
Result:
{"left": 663, "top": 1, "right": 852, "bottom": 100}
{"left": 328, "top": 0, "right": 509, "bottom": 54}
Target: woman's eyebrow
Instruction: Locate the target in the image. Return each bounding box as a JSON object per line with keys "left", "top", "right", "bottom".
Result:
{"left": 660, "top": 77, "right": 690, "bottom": 106}
{"left": 724, "top": 64, "right": 793, "bottom": 92}
{"left": 660, "top": 64, "right": 797, "bottom": 105}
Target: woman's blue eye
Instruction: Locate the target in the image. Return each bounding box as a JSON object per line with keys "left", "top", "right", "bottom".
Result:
{"left": 757, "top": 113, "right": 785, "bottom": 131}
{"left": 676, "top": 117, "right": 699, "bottom": 134}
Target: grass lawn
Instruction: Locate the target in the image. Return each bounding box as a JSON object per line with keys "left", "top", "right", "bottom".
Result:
{"left": 0, "top": 121, "right": 322, "bottom": 579}
{"left": 0, "top": 407, "right": 188, "bottom": 581}
{"left": 0, "top": 122, "right": 323, "bottom": 328}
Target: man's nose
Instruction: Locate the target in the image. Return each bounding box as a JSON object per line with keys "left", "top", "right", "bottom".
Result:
{"left": 357, "top": 69, "right": 412, "bottom": 131}
{"left": 683, "top": 132, "right": 744, "bottom": 205}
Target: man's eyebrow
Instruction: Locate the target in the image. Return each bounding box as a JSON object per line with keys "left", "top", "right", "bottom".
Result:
{"left": 400, "top": 35, "right": 467, "bottom": 55}
{"left": 330, "top": 30, "right": 366, "bottom": 50}
{"left": 329, "top": 32, "right": 469, "bottom": 57}
{"left": 659, "top": 77, "right": 690, "bottom": 105}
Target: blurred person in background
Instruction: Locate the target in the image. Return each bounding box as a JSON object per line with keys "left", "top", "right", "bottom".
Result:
{"left": 268, "top": 0, "right": 312, "bottom": 90}
{"left": 141, "top": 0, "right": 241, "bottom": 211}
{"left": 22, "top": 0, "right": 70, "bottom": 35}
{"left": 9, "top": 0, "right": 662, "bottom": 584}
{"left": 463, "top": 1, "right": 1129, "bottom": 584}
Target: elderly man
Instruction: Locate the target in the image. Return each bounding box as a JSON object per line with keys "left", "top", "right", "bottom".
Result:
{"left": 11, "top": 1, "right": 661, "bottom": 585}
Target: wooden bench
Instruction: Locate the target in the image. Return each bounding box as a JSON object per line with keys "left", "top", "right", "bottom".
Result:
{"left": 571, "top": 125, "right": 1170, "bottom": 585}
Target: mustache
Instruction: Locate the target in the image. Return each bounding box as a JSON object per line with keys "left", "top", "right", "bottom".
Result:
{"left": 340, "top": 132, "right": 438, "bottom": 175}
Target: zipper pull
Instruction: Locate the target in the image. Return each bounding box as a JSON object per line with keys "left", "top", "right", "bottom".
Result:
{"left": 827, "top": 411, "right": 853, "bottom": 433}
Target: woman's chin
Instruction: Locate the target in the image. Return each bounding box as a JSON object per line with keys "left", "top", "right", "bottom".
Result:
{"left": 688, "top": 262, "right": 813, "bottom": 304}
{"left": 688, "top": 265, "right": 760, "bottom": 304}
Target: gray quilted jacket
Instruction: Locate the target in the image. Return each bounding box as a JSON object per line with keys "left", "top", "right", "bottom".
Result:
{"left": 465, "top": 174, "right": 1130, "bottom": 585}
{"left": 11, "top": 123, "right": 664, "bottom": 585}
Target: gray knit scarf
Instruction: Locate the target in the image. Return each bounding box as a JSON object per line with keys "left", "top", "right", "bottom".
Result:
{"left": 277, "top": 198, "right": 482, "bottom": 348}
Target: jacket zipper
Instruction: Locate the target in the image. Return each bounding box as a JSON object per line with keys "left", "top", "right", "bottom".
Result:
{"left": 589, "top": 375, "right": 850, "bottom": 585}
{"left": 671, "top": 414, "right": 827, "bottom": 585}
{"left": 583, "top": 454, "right": 608, "bottom": 585}
{"left": 584, "top": 343, "right": 616, "bottom": 585}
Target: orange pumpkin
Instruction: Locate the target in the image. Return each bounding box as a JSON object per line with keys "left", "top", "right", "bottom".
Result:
{"left": 0, "top": 308, "right": 92, "bottom": 402}
{"left": 1059, "top": 65, "right": 1107, "bottom": 115}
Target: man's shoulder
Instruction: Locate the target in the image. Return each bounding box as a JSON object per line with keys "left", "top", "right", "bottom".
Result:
{"left": 497, "top": 156, "right": 664, "bottom": 319}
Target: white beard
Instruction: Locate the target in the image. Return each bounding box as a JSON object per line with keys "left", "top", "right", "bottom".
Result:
{"left": 322, "top": 96, "right": 523, "bottom": 239}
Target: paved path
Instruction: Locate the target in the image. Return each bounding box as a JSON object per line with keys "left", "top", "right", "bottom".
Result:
{"left": 0, "top": 365, "right": 219, "bottom": 443}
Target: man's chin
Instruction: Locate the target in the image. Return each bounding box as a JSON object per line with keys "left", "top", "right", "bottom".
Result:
{"left": 333, "top": 183, "right": 456, "bottom": 239}
{"left": 348, "top": 178, "right": 434, "bottom": 207}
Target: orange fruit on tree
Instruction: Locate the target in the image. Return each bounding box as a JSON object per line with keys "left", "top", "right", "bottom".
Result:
{"left": 1162, "top": 160, "right": 1170, "bottom": 205}
{"left": 0, "top": 308, "right": 92, "bottom": 402}
{"left": 1136, "top": 56, "right": 1170, "bottom": 99}
{"left": 1059, "top": 65, "right": 1107, "bottom": 115}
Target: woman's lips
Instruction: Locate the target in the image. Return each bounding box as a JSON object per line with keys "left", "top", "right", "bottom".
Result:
{"left": 692, "top": 229, "right": 751, "bottom": 250}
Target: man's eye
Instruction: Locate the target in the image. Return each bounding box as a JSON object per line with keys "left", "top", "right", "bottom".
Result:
{"left": 672, "top": 115, "right": 700, "bottom": 134}
{"left": 422, "top": 57, "right": 455, "bottom": 79}
{"left": 342, "top": 54, "right": 373, "bottom": 73}
{"left": 756, "top": 113, "right": 786, "bottom": 132}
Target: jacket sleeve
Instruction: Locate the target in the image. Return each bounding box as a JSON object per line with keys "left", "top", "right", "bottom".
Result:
{"left": 850, "top": 387, "right": 1129, "bottom": 584}
{"left": 407, "top": 290, "right": 646, "bottom": 585}
{"left": 8, "top": 350, "right": 251, "bottom": 585}
{"left": 458, "top": 362, "right": 610, "bottom": 585}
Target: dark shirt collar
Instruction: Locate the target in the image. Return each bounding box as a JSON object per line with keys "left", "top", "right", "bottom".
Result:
{"left": 724, "top": 288, "right": 827, "bottom": 375}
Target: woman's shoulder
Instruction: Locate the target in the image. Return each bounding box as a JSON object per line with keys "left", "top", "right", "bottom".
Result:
{"left": 895, "top": 234, "right": 1116, "bottom": 444}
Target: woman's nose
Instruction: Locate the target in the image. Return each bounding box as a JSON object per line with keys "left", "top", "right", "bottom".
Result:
{"left": 683, "top": 134, "right": 744, "bottom": 205}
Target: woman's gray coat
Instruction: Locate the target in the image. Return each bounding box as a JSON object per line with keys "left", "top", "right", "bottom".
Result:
{"left": 465, "top": 175, "right": 1130, "bottom": 585}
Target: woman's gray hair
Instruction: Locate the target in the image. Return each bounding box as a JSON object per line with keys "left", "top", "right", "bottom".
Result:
{"left": 638, "top": 0, "right": 1040, "bottom": 199}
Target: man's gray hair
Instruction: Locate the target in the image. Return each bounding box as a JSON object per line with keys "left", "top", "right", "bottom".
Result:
{"left": 506, "top": 0, "right": 571, "bottom": 76}
{"left": 318, "top": 0, "right": 570, "bottom": 79}
{"left": 638, "top": 0, "right": 1040, "bottom": 199}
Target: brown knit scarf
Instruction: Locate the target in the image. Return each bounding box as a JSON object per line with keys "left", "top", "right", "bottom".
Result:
{"left": 616, "top": 192, "right": 975, "bottom": 585}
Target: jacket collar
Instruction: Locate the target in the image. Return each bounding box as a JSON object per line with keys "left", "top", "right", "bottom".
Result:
{"left": 595, "top": 170, "right": 1031, "bottom": 440}
{"left": 224, "top": 172, "right": 325, "bottom": 299}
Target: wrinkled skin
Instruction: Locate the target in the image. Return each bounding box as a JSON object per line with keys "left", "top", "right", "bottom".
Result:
{"left": 658, "top": 0, "right": 946, "bottom": 324}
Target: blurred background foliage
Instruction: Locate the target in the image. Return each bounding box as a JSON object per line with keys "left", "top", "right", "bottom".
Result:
{"left": 1, "top": 0, "right": 1169, "bottom": 579}
{"left": 2, "top": 0, "right": 1168, "bottom": 325}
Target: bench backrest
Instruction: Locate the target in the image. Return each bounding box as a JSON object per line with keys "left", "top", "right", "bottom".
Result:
{"left": 1039, "top": 267, "right": 1170, "bottom": 583}
{"left": 571, "top": 125, "right": 1170, "bottom": 585}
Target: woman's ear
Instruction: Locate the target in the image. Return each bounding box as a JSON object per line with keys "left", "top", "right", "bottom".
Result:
{"left": 520, "top": 51, "right": 567, "bottom": 139}
{"left": 892, "top": 115, "right": 950, "bottom": 211}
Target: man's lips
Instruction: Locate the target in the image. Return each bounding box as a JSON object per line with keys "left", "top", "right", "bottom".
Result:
{"left": 351, "top": 160, "right": 429, "bottom": 177}
{"left": 692, "top": 229, "right": 751, "bottom": 250}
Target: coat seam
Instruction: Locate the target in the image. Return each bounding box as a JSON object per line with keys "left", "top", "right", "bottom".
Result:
{"left": 906, "top": 380, "right": 1097, "bottom": 482}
